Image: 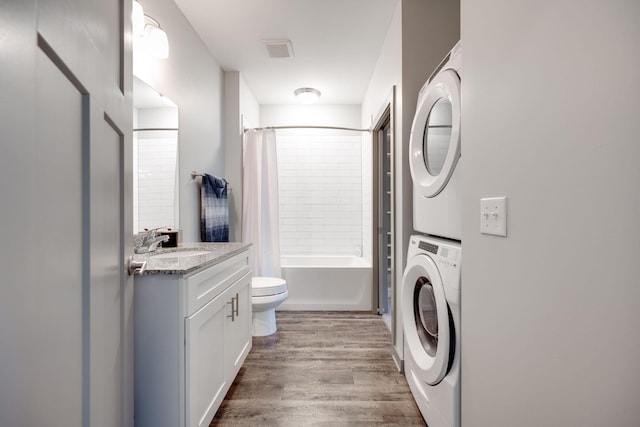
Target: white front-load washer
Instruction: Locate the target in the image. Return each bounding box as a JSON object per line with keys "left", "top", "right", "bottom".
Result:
{"left": 401, "top": 235, "right": 461, "bottom": 427}
{"left": 409, "top": 42, "right": 462, "bottom": 241}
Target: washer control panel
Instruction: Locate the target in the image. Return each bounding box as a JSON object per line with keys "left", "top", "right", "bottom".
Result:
{"left": 416, "top": 239, "right": 460, "bottom": 269}
{"left": 417, "top": 238, "right": 460, "bottom": 270}
{"left": 410, "top": 234, "right": 461, "bottom": 293}
{"left": 418, "top": 240, "right": 438, "bottom": 255}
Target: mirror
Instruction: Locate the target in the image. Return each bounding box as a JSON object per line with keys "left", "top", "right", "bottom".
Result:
{"left": 133, "top": 77, "right": 179, "bottom": 233}
{"left": 423, "top": 97, "right": 452, "bottom": 176}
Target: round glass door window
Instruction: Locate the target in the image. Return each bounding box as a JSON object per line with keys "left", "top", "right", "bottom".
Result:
{"left": 413, "top": 276, "right": 439, "bottom": 357}
{"left": 423, "top": 97, "right": 453, "bottom": 176}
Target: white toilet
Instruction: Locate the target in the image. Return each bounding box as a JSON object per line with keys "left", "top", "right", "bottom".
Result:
{"left": 251, "top": 277, "right": 288, "bottom": 336}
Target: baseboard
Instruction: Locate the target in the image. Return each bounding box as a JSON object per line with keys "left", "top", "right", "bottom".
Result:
{"left": 392, "top": 345, "right": 404, "bottom": 373}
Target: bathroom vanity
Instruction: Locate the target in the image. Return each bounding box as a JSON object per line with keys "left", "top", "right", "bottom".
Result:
{"left": 133, "top": 243, "right": 252, "bottom": 427}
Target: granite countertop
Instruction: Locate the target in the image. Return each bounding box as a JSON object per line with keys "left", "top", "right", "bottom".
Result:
{"left": 133, "top": 242, "right": 251, "bottom": 275}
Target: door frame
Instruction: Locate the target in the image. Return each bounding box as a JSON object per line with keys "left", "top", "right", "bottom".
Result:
{"left": 371, "top": 86, "right": 396, "bottom": 331}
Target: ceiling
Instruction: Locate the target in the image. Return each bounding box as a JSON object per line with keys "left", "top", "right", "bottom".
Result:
{"left": 173, "top": 0, "right": 399, "bottom": 105}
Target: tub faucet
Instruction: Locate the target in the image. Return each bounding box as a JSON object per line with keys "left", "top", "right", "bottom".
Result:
{"left": 134, "top": 228, "right": 170, "bottom": 254}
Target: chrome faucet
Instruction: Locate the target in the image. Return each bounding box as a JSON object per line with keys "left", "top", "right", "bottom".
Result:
{"left": 134, "top": 228, "right": 170, "bottom": 254}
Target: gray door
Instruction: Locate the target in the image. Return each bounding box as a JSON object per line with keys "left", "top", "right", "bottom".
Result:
{"left": 0, "top": 1, "right": 133, "bottom": 426}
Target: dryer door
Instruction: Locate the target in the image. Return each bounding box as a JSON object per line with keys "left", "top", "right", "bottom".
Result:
{"left": 401, "top": 253, "right": 451, "bottom": 385}
{"left": 409, "top": 69, "right": 461, "bottom": 198}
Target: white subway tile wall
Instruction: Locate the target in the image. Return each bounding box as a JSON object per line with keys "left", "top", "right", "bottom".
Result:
{"left": 361, "top": 135, "right": 373, "bottom": 262}
{"left": 277, "top": 133, "right": 363, "bottom": 255}
{"left": 133, "top": 132, "right": 178, "bottom": 232}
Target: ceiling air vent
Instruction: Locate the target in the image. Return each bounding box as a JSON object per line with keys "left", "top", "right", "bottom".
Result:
{"left": 263, "top": 39, "right": 294, "bottom": 59}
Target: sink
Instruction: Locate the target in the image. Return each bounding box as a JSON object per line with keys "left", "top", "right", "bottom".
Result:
{"left": 151, "top": 250, "right": 211, "bottom": 259}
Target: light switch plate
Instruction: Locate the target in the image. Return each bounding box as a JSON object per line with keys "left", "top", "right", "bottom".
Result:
{"left": 481, "top": 197, "right": 507, "bottom": 237}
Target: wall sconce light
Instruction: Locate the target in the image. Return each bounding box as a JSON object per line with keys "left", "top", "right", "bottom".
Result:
{"left": 132, "top": 1, "right": 145, "bottom": 37}
{"left": 294, "top": 87, "right": 321, "bottom": 104}
{"left": 142, "top": 16, "right": 169, "bottom": 59}
{"left": 132, "top": 1, "right": 169, "bottom": 59}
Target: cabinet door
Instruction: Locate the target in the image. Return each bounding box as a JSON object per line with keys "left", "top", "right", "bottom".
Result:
{"left": 225, "top": 273, "right": 253, "bottom": 381}
{"left": 185, "top": 293, "right": 229, "bottom": 427}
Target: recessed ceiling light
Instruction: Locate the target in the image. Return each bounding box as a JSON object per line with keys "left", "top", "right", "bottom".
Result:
{"left": 294, "top": 87, "right": 321, "bottom": 104}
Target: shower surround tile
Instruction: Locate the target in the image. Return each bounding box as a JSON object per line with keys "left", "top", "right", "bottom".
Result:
{"left": 277, "top": 134, "right": 363, "bottom": 256}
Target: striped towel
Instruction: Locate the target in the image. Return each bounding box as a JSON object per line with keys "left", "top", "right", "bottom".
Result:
{"left": 200, "top": 173, "right": 229, "bottom": 242}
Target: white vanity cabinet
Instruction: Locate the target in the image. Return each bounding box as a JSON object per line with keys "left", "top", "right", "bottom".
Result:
{"left": 134, "top": 247, "right": 252, "bottom": 427}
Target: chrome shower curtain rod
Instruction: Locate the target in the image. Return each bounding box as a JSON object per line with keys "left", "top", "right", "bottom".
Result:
{"left": 133, "top": 127, "right": 179, "bottom": 132}
{"left": 244, "top": 125, "right": 371, "bottom": 133}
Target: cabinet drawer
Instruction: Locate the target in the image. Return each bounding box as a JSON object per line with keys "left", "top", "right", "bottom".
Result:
{"left": 185, "top": 251, "right": 250, "bottom": 315}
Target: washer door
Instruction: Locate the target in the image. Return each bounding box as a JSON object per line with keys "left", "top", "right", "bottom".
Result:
{"left": 409, "top": 68, "right": 461, "bottom": 198}
{"left": 401, "top": 253, "right": 451, "bottom": 385}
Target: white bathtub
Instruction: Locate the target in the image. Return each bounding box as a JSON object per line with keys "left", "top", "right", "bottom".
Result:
{"left": 279, "top": 255, "right": 373, "bottom": 311}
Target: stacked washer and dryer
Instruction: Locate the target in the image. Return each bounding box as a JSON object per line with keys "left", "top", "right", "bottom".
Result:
{"left": 401, "top": 42, "right": 462, "bottom": 427}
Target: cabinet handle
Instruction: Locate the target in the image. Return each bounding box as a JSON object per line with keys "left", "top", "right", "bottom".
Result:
{"left": 127, "top": 257, "right": 147, "bottom": 276}
{"left": 234, "top": 293, "right": 239, "bottom": 317}
{"left": 227, "top": 299, "right": 235, "bottom": 322}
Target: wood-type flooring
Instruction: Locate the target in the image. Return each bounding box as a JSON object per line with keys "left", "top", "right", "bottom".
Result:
{"left": 210, "top": 311, "right": 426, "bottom": 426}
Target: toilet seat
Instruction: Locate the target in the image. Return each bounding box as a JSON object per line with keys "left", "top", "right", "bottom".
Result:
{"left": 252, "top": 277, "right": 287, "bottom": 297}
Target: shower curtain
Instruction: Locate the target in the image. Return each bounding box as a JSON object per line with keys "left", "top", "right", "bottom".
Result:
{"left": 242, "top": 129, "right": 281, "bottom": 277}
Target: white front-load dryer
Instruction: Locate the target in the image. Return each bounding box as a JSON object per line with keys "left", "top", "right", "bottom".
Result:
{"left": 401, "top": 235, "right": 461, "bottom": 427}
{"left": 409, "top": 42, "right": 462, "bottom": 241}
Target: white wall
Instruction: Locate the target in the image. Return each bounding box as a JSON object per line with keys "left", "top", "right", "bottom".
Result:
{"left": 134, "top": 0, "right": 224, "bottom": 242}
{"left": 362, "top": 1, "right": 402, "bottom": 267}
{"left": 361, "top": 1, "right": 401, "bottom": 355}
{"left": 135, "top": 106, "right": 179, "bottom": 130}
{"left": 224, "top": 71, "right": 260, "bottom": 242}
{"left": 240, "top": 75, "right": 260, "bottom": 127}
{"left": 461, "top": 1, "right": 640, "bottom": 426}
{"left": 261, "top": 104, "right": 361, "bottom": 129}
